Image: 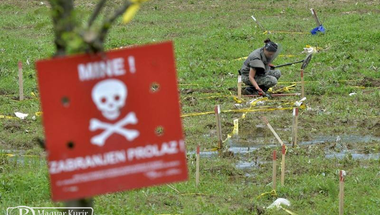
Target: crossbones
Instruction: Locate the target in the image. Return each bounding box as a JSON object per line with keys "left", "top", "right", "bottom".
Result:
{"left": 89, "top": 112, "right": 139, "bottom": 146}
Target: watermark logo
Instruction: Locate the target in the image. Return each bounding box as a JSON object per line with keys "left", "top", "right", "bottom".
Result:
{"left": 7, "top": 206, "right": 93, "bottom": 215}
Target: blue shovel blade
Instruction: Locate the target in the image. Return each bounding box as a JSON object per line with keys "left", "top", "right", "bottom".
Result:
{"left": 311, "top": 25, "right": 326, "bottom": 35}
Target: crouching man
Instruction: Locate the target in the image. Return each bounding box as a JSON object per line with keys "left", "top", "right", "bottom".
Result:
{"left": 239, "top": 39, "right": 281, "bottom": 95}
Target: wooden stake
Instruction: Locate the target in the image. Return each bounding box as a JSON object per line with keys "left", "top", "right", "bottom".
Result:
{"left": 292, "top": 108, "right": 299, "bottom": 147}
{"left": 301, "top": 69, "right": 305, "bottom": 98}
{"left": 272, "top": 150, "right": 277, "bottom": 190}
{"left": 233, "top": 119, "right": 239, "bottom": 136}
{"left": 18, "top": 61, "right": 24, "bottom": 101}
{"left": 281, "top": 144, "right": 286, "bottom": 186}
{"left": 262, "top": 116, "right": 284, "bottom": 146}
{"left": 310, "top": 8, "right": 322, "bottom": 26}
{"left": 196, "top": 145, "right": 200, "bottom": 187}
{"left": 237, "top": 75, "right": 242, "bottom": 100}
{"left": 243, "top": 93, "right": 301, "bottom": 98}
{"left": 215, "top": 105, "right": 223, "bottom": 151}
{"left": 339, "top": 170, "right": 345, "bottom": 215}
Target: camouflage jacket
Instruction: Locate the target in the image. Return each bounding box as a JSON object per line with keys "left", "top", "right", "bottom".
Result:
{"left": 240, "top": 48, "right": 271, "bottom": 77}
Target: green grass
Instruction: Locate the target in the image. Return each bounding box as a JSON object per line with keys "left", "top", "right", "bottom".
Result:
{"left": 1, "top": 0, "right": 380, "bottom": 214}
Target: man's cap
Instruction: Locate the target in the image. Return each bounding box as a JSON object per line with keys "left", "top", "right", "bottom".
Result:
{"left": 264, "top": 41, "right": 278, "bottom": 52}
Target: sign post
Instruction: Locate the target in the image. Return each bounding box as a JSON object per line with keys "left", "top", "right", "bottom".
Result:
{"left": 36, "top": 42, "right": 188, "bottom": 202}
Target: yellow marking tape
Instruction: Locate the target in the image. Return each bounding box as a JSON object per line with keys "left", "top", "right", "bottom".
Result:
{"left": 181, "top": 106, "right": 295, "bottom": 118}
{"left": 122, "top": 0, "right": 150, "bottom": 24}
{"left": 222, "top": 98, "right": 272, "bottom": 143}
{"left": 250, "top": 97, "right": 269, "bottom": 106}
{"left": 257, "top": 189, "right": 277, "bottom": 199}
{"left": 0, "top": 92, "right": 39, "bottom": 100}
{"left": 30, "top": 92, "right": 39, "bottom": 99}
{"left": 181, "top": 111, "right": 214, "bottom": 118}
{"left": 232, "top": 119, "right": 239, "bottom": 136}
{"left": 263, "top": 30, "right": 308, "bottom": 35}
{"left": 179, "top": 80, "right": 369, "bottom": 90}
{"left": 279, "top": 206, "right": 298, "bottom": 215}
{"left": 1, "top": 153, "right": 40, "bottom": 158}
{"left": 234, "top": 56, "right": 247, "bottom": 61}
{"left": 203, "top": 147, "right": 219, "bottom": 152}
{"left": 305, "top": 44, "right": 323, "bottom": 52}
{"left": 182, "top": 93, "right": 301, "bottom": 118}
{"left": 222, "top": 102, "right": 306, "bottom": 143}
{"left": 233, "top": 96, "right": 243, "bottom": 104}
{"left": 268, "top": 84, "right": 297, "bottom": 94}
{"left": 0, "top": 115, "right": 17, "bottom": 119}
{"left": 279, "top": 54, "right": 297, "bottom": 58}
{"left": 178, "top": 83, "right": 200, "bottom": 86}
{"left": 0, "top": 112, "right": 42, "bottom": 120}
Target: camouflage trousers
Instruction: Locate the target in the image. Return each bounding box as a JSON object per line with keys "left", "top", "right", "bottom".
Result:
{"left": 242, "top": 70, "right": 281, "bottom": 90}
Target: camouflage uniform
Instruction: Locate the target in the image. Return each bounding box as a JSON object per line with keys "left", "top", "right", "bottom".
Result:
{"left": 240, "top": 47, "right": 281, "bottom": 91}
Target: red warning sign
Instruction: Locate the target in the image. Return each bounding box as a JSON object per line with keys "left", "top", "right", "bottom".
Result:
{"left": 36, "top": 41, "right": 188, "bottom": 201}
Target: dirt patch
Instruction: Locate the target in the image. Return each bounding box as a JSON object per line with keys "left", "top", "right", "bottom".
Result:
{"left": 370, "top": 120, "right": 380, "bottom": 137}
{"left": 205, "top": 163, "right": 242, "bottom": 176}
{"left": 0, "top": 90, "right": 11, "bottom": 96}
{"left": 180, "top": 88, "right": 216, "bottom": 94}
{"left": 358, "top": 77, "right": 380, "bottom": 87}
{"left": 3, "top": 122, "right": 22, "bottom": 132}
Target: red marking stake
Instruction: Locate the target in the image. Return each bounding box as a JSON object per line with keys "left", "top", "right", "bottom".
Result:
{"left": 196, "top": 145, "right": 200, "bottom": 187}
{"left": 339, "top": 170, "right": 345, "bottom": 215}
{"left": 281, "top": 144, "right": 286, "bottom": 186}
{"left": 36, "top": 41, "right": 188, "bottom": 201}
{"left": 292, "top": 107, "right": 299, "bottom": 147}
{"left": 272, "top": 150, "right": 277, "bottom": 190}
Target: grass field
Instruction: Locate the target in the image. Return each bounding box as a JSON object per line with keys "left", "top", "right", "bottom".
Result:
{"left": 1, "top": 0, "right": 380, "bottom": 214}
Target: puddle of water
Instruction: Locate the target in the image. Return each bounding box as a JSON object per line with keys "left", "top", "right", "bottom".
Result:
{"left": 228, "top": 134, "right": 380, "bottom": 148}
{"left": 299, "top": 135, "right": 380, "bottom": 146}
{"left": 1, "top": 150, "right": 45, "bottom": 166}
{"left": 6, "top": 156, "right": 46, "bottom": 166}
{"left": 235, "top": 161, "right": 258, "bottom": 170}
{"left": 229, "top": 146, "right": 256, "bottom": 154}
{"left": 187, "top": 145, "right": 275, "bottom": 158}
{"left": 325, "top": 153, "right": 380, "bottom": 160}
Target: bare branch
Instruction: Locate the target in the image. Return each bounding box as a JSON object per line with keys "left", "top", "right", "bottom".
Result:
{"left": 88, "top": 0, "right": 107, "bottom": 27}
{"left": 107, "top": 1, "right": 133, "bottom": 24}
{"left": 48, "top": 0, "right": 75, "bottom": 56}
{"left": 97, "top": 1, "right": 133, "bottom": 46}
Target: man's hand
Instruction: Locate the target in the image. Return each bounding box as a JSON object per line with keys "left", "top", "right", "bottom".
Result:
{"left": 257, "top": 88, "right": 264, "bottom": 96}
{"left": 269, "top": 63, "right": 275, "bottom": 70}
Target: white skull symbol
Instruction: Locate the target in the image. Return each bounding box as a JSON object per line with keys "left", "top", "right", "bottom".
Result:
{"left": 92, "top": 79, "right": 127, "bottom": 120}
